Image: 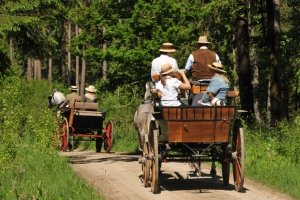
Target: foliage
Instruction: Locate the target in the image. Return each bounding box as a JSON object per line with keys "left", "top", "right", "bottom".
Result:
{"left": 0, "top": 72, "right": 102, "bottom": 199}
{"left": 97, "top": 82, "right": 143, "bottom": 152}
{"left": 246, "top": 117, "right": 300, "bottom": 199}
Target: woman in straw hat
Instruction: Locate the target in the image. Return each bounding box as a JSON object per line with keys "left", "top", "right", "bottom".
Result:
{"left": 84, "top": 85, "right": 97, "bottom": 103}
{"left": 194, "top": 62, "right": 229, "bottom": 106}
{"left": 151, "top": 42, "right": 179, "bottom": 81}
{"left": 154, "top": 63, "right": 191, "bottom": 106}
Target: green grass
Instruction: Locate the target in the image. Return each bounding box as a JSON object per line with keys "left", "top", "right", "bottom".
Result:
{"left": 0, "top": 73, "right": 103, "bottom": 199}
{"left": 0, "top": 147, "right": 102, "bottom": 200}
{"left": 245, "top": 118, "right": 300, "bottom": 199}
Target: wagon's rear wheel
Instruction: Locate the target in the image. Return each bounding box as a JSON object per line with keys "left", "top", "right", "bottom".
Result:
{"left": 149, "top": 122, "right": 160, "bottom": 194}
{"left": 232, "top": 120, "right": 245, "bottom": 192}
{"left": 104, "top": 121, "right": 113, "bottom": 153}
{"left": 142, "top": 140, "right": 151, "bottom": 187}
{"left": 61, "top": 117, "right": 69, "bottom": 151}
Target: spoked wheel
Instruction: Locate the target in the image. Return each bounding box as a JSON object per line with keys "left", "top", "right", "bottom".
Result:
{"left": 149, "top": 121, "right": 160, "bottom": 194}
{"left": 142, "top": 140, "right": 151, "bottom": 187}
{"left": 232, "top": 120, "right": 245, "bottom": 192}
{"left": 60, "top": 117, "right": 69, "bottom": 151}
{"left": 104, "top": 121, "right": 113, "bottom": 153}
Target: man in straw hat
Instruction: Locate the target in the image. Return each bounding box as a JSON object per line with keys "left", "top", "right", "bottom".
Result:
{"left": 84, "top": 85, "right": 97, "bottom": 103}
{"left": 151, "top": 42, "right": 179, "bottom": 81}
{"left": 185, "top": 35, "right": 221, "bottom": 83}
{"left": 66, "top": 85, "right": 83, "bottom": 104}
{"left": 192, "top": 62, "right": 229, "bottom": 106}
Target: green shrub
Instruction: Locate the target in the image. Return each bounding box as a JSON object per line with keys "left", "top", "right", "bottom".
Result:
{"left": 246, "top": 116, "right": 300, "bottom": 199}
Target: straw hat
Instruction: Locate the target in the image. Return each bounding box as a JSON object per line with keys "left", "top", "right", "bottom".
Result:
{"left": 85, "top": 85, "right": 97, "bottom": 93}
{"left": 207, "top": 62, "right": 226, "bottom": 73}
{"left": 159, "top": 42, "right": 176, "bottom": 53}
{"left": 160, "top": 63, "right": 174, "bottom": 75}
{"left": 197, "top": 35, "right": 210, "bottom": 44}
{"left": 70, "top": 85, "right": 78, "bottom": 91}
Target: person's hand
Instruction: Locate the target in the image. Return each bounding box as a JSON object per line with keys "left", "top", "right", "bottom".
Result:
{"left": 178, "top": 69, "right": 186, "bottom": 76}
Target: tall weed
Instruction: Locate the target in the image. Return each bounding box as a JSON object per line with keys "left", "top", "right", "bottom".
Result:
{"left": 246, "top": 116, "right": 300, "bottom": 199}
{"left": 0, "top": 72, "right": 102, "bottom": 199}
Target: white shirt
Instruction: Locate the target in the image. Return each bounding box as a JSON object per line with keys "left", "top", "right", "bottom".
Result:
{"left": 184, "top": 46, "right": 221, "bottom": 71}
{"left": 156, "top": 77, "right": 182, "bottom": 106}
{"left": 151, "top": 54, "right": 179, "bottom": 76}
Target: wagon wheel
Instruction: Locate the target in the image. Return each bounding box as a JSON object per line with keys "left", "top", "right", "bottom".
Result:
{"left": 149, "top": 121, "right": 160, "bottom": 194}
{"left": 104, "top": 121, "right": 113, "bottom": 153}
{"left": 232, "top": 120, "right": 245, "bottom": 192}
{"left": 60, "top": 117, "right": 69, "bottom": 151}
{"left": 142, "top": 139, "right": 151, "bottom": 187}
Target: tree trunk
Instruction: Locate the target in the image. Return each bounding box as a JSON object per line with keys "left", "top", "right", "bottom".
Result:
{"left": 9, "top": 37, "right": 13, "bottom": 64}
{"left": 48, "top": 57, "right": 53, "bottom": 84}
{"left": 266, "top": 0, "right": 282, "bottom": 125}
{"left": 235, "top": 13, "right": 254, "bottom": 115}
{"left": 249, "top": 0, "right": 262, "bottom": 123}
{"left": 66, "top": 21, "right": 72, "bottom": 87}
{"left": 27, "top": 58, "right": 32, "bottom": 81}
{"left": 102, "top": 27, "right": 108, "bottom": 80}
{"left": 80, "top": 46, "right": 86, "bottom": 97}
{"left": 34, "top": 59, "right": 42, "bottom": 80}
{"left": 75, "top": 25, "right": 80, "bottom": 89}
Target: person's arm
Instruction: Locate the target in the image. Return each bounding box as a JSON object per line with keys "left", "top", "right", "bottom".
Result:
{"left": 178, "top": 70, "right": 191, "bottom": 90}
{"left": 184, "top": 54, "right": 193, "bottom": 77}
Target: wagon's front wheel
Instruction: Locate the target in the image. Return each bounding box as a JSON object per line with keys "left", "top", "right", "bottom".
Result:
{"left": 60, "top": 117, "right": 69, "bottom": 151}
{"left": 142, "top": 140, "right": 151, "bottom": 187}
{"left": 104, "top": 121, "right": 113, "bottom": 153}
{"left": 150, "top": 125, "right": 159, "bottom": 194}
{"left": 232, "top": 120, "right": 245, "bottom": 192}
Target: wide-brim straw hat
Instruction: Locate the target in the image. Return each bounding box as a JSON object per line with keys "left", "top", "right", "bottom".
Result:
{"left": 70, "top": 85, "right": 78, "bottom": 91}
{"left": 197, "top": 36, "right": 210, "bottom": 44}
{"left": 159, "top": 42, "right": 176, "bottom": 53}
{"left": 160, "top": 63, "right": 174, "bottom": 75}
{"left": 85, "top": 85, "right": 97, "bottom": 93}
{"left": 207, "top": 62, "right": 226, "bottom": 73}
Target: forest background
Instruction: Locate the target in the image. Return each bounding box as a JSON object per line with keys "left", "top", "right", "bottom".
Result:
{"left": 0, "top": 0, "right": 300, "bottom": 199}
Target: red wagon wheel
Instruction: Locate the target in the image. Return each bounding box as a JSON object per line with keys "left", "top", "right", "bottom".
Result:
{"left": 60, "top": 117, "right": 69, "bottom": 151}
{"left": 104, "top": 121, "right": 113, "bottom": 153}
{"left": 232, "top": 120, "right": 245, "bottom": 192}
{"left": 142, "top": 139, "right": 151, "bottom": 187}
{"left": 149, "top": 121, "right": 159, "bottom": 194}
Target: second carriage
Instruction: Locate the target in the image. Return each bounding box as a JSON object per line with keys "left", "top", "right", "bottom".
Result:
{"left": 59, "top": 101, "right": 113, "bottom": 153}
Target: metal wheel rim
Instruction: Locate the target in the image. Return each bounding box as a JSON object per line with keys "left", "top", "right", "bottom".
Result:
{"left": 104, "top": 121, "right": 113, "bottom": 153}
{"left": 61, "top": 117, "right": 69, "bottom": 151}
{"left": 150, "top": 128, "right": 159, "bottom": 194}
{"left": 232, "top": 126, "right": 245, "bottom": 191}
{"left": 143, "top": 141, "right": 151, "bottom": 187}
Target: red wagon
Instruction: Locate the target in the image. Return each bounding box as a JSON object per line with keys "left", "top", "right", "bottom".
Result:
{"left": 60, "top": 102, "right": 113, "bottom": 153}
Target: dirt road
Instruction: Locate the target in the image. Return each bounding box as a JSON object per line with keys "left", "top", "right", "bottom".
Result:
{"left": 62, "top": 151, "right": 292, "bottom": 200}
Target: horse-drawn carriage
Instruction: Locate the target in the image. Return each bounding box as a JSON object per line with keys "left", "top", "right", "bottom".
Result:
{"left": 49, "top": 90, "right": 113, "bottom": 152}
{"left": 136, "top": 80, "right": 244, "bottom": 194}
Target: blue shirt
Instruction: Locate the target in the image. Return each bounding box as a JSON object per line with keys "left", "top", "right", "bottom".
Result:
{"left": 202, "top": 74, "right": 229, "bottom": 103}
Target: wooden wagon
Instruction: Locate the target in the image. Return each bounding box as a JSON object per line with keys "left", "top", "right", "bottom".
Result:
{"left": 139, "top": 87, "right": 244, "bottom": 194}
{"left": 60, "top": 101, "right": 113, "bottom": 153}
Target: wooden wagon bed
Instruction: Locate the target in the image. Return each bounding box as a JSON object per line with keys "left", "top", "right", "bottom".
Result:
{"left": 154, "top": 106, "right": 235, "bottom": 143}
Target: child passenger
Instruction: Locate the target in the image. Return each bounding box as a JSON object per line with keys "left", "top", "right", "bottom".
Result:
{"left": 155, "top": 63, "right": 191, "bottom": 106}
